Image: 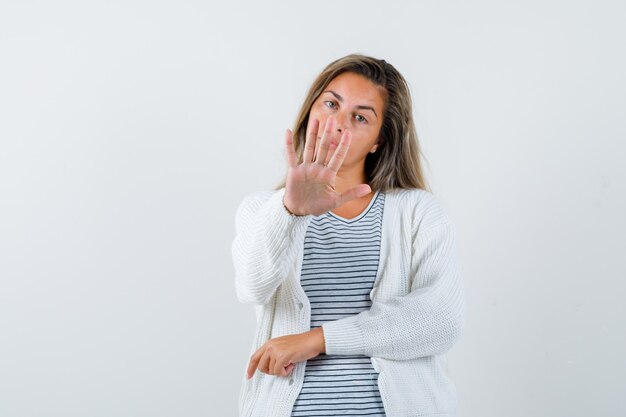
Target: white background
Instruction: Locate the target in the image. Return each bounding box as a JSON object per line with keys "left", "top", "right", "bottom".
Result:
{"left": 1, "top": 1, "right": 624, "bottom": 416}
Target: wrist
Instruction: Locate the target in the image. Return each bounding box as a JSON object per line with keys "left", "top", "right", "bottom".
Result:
{"left": 313, "top": 327, "right": 326, "bottom": 354}
{"left": 282, "top": 196, "right": 301, "bottom": 216}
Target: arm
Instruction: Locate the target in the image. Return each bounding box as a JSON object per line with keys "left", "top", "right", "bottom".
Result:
{"left": 231, "top": 187, "right": 314, "bottom": 305}
{"left": 321, "top": 221, "right": 466, "bottom": 360}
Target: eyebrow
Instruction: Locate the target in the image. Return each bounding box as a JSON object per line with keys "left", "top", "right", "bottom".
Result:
{"left": 323, "top": 90, "right": 378, "bottom": 118}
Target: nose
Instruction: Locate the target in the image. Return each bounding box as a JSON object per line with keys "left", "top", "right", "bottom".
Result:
{"left": 334, "top": 110, "right": 349, "bottom": 133}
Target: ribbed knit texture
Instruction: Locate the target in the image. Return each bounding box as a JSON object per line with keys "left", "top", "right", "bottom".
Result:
{"left": 232, "top": 187, "right": 465, "bottom": 417}
{"left": 291, "top": 191, "right": 386, "bottom": 417}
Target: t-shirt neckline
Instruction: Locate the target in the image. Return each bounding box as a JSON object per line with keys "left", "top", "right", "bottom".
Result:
{"left": 328, "top": 190, "right": 380, "bottom": 223}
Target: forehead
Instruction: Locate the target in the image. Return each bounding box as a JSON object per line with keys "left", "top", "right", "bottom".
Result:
{"left": 324, "top": 72, "right": 385, "bottom": 107}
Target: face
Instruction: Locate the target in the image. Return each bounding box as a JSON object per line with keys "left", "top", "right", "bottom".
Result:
{"left": 306, "top": 71, "right": 386, "bottom": 171}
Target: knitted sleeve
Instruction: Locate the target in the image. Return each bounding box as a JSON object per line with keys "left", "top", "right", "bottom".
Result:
{"left": 231, "top": 187, "right": 313, "bottom": 305}
{"left": 320, "top": 221, "right": 466, "bottom": 360}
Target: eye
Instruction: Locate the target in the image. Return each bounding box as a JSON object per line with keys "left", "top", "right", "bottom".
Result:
{"left": 355, "top": 114, "right": 368, "bottom": 124}
{"left": 323, "top": 100, "right": 337, "bottom": 109}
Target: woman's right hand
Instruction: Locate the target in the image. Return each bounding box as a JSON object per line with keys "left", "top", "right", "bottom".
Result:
{"left": 283, "top": 115, "right": 372, "bottom": 216}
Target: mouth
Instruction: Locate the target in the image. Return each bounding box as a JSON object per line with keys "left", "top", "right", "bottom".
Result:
{"left": 316, "top": 141, "right": 339, "bottom": 150}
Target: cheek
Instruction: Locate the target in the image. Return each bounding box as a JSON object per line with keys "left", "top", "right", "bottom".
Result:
{"left": 345, "top": 131, "right": 375, "bottom": 155}
{"left": 311, "top": 103, "right": 334, "bottom": 127}
{"left": 307, "top": 114, "right": 330, "bottom": 137}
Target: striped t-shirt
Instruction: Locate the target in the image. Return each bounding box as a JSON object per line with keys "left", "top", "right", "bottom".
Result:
{"left": 290, "top": 190, "right": 387, "bottom": 417}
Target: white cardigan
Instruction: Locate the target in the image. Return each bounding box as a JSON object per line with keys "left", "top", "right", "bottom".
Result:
{"left": 232, "top": 186, "right": 466, "bottom": 417}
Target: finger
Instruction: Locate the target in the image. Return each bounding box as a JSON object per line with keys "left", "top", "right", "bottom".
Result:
{"left": 284, "top": 129, "right": 297, "bottom": 169}
{"left": 323, "top": 141, "right": 339, "bottom": 166}
{"left": 258, "top": 351, "right": 271, "bottom": 375}
{"left": 269, "top": 355, "right": 277, "bottom": 376}
{"left": 284, "top": 362, "right": 295, "bottom": 376}
{"left": 247, "top": 351, "right": 261, "bottom": 379}
{"left": 315, "top": 116, "right": 335, "bottom": 166}
{"left": 326, "top": 129, "right": 351, "bottom": 172}
{"left": 274, "top": 357, "right": 290, "bottom": 377}
{"left": 302, "top": 119, "right": 319, "bottom": 164}
{"left": 275, "top": 359, "right": 284, "bottom": 376}
{"left": 337, "top": 184, "right": 372, "bottom": 207}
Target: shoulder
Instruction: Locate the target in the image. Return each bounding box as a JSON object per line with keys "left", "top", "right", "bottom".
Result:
{"left": 234, "top": 188, "right": 293, "bottom": 224}
{"left": 238, "top": 189, "right": 276, "bottom": 206}
{"left": 384, "top": 187, "right": 453, "bottom": 232}
{"left": 236, "top": 188, "right": 283, "bottom": 210}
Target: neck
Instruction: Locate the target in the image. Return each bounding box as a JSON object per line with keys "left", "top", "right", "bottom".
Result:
{"left": 334, "top": 163, "right": 371, "bottom": 196}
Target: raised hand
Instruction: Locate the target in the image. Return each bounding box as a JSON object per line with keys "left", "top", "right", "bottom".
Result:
{"left": 283, "top": 116, "right": 372, "bottom": 216}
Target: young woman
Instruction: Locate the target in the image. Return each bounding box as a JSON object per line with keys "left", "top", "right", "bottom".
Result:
{"left": 232, "top": 54, "right": 466, "bottom": 417}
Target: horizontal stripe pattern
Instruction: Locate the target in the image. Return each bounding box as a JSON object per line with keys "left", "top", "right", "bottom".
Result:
{"left": 291, "top": 191, "right": 386, "bottom": 417}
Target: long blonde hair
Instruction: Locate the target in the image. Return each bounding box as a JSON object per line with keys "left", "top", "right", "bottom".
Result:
{"left": 274, "top": 53, "right": 431, "bottom": 193}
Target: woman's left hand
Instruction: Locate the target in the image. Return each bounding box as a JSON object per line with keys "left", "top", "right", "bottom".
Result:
{"left": 246, "top": 327, "right": 326, "bottom": 379}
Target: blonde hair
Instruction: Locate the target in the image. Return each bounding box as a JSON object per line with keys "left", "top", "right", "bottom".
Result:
{"left": 274, "top": 53, "right": 431, "bottom": 193}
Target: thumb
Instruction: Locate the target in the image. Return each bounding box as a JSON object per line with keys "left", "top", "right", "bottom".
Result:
{"left": 283, "top": 362, "right": 295, "bottom": 376}
{"left": 336, "top": 184, "right": 372, "bottom": 207}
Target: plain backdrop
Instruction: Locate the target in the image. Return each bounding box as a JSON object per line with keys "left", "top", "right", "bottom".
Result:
{"left": 1, "top": 1, "right": 624, "bottom": 416}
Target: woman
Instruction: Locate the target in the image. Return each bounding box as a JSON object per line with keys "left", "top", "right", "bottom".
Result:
{"left": 231, "top": 54, "right": 466, "bottom": 417}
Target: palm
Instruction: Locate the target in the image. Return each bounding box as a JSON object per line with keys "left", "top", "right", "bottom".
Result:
{"left": 283, "top": 116, "right": 371, "bottom": 216}
{"left": 285, "top": 162, "right": 341, "bottom": 216}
